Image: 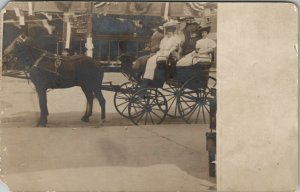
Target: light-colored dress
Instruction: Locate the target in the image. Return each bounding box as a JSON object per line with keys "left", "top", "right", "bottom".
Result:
{"left": 143, "top": 35, "right": 181, "bottom": 80}
{"left": 176, "top": 37, "right": 216, "bottom": 66}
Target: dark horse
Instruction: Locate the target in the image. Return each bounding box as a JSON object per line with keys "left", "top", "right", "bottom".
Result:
{"left": 3, "top": 35, "right": 106, "bottom": 127}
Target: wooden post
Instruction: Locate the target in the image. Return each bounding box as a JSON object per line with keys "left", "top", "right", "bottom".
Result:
{"left": 62, "top": 13, "right": 68, "bottom": 55}
{"left": 0, "top": 9, "right": 6, "bottom": 71}
{"left": 85, "top": 2, "right": 93, "bottom": 57}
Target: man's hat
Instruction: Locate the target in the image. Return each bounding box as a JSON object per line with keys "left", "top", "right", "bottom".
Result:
{"left": 198, "top": 26, "right": 211, "bottom": 34}
{"left": 163, "top": 21, "right": 178, "bottom": 32}
{"left": 163, "top": 20, "right": 178, "bottom": 28}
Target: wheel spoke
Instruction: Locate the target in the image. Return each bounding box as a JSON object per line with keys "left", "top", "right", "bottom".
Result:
{"left": 121, "top": 103, "right": 129, "bottom": 114}
{"left": 151, "top": 107, "right": 165, "bottom": 111}
{"left": 202, "top": 105, "right": 206, "bottom": 123}
{"left": 133, "top": 105, "right": 146, "bottom": 109}
{"left": 115, "top": 95, "right": 130, "bottom": 100}
{"left": 186, "top": 105, "right": 199, "bottom": 122}
{"left": 174, "top": 101, "right": 179, "bottom": 116}
{"left": 149, "top": 112, "right": 154, "bottom": 124}
{"left": 136, "top": 110, "right": 146, "bottom": 124}
{"left": 168, "top": 97, "right": 176, "bottom": 110}
{"left": 163, "top": 93, "right": 175, "bottom": 96}
{"left": 166, "top": 96, "right": 175, "bottom": 103}
{"left": 195, "top": 106, "right": 201, "bottom": 124}
{"left": 181, "top": 103, "right": 196, "bottom": 113}
{"left": 132, "top": 108, "right": 144, "bottom": 117}
{"left": 151, "top": 110, "right": 163, "bottom": 120}
{"left": 144, "top": 112, "right": 149, "bottom": 125}
{"left": 204, "top": 103, "right": 210, "bottom": 113}
{"left": 149, "top": 97, "right": 156, "bottom": 106}
{"left": 132, "top": 103, "right": 139, "bottom": 115}
{"left": 116, "top": 100, "right": 129, "bottom": 107}
{"left": 181, "top": 94, "right": 197, "bottom": 101}
{"left": 181, "top": 98, "right": 195, "bottom": 109}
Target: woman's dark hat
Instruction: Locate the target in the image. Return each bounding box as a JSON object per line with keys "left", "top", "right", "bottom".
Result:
{"left": 198, "top": 26, "right": 211, "bottom": 34}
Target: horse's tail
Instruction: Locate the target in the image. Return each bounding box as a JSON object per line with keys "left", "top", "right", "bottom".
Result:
{"left": 96, "top": 61, "right": 104, "bottom": 85}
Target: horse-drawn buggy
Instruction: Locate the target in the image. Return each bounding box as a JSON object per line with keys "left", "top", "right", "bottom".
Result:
{"left": 2, "top": 30, "right": 216, "bottom": 127}
{"left": 113, "top": 51, "right": 216, "bottom": 125}
{"left": 2, "top": 3, "right": 217, "bottom": 127}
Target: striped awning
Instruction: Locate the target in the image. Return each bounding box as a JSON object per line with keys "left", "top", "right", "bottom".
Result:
{"left": 4, "top": 2, "right": 217, "bottom": 17}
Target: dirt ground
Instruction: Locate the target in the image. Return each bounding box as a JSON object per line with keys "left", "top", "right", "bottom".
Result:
{"left": 0, "top": 72, "right": 216, "bottom": 191}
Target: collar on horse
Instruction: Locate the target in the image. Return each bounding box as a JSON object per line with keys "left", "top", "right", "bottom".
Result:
{"left": 30, "top": 46, "right": 63, "bottom": 75}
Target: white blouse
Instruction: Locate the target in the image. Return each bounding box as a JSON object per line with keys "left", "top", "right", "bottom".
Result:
{"left": 195, "top": 38, "right": 216, "bottom": 59}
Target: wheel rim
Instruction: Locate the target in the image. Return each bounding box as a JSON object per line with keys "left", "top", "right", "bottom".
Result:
{"left": 128, "top": 88, "right": 168, "bottom": 125}
{"left": 178, "top": 77, "right": 210, "bottom": 124}
{"left": 114, "top": 82, "right": 136, "bottom": 118}
{"left": 162, "top": 82, "right": 181, "bottom": 118}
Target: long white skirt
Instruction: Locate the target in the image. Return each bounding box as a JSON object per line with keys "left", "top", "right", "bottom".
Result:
{"left": 143, "top": 53, "right": 168, "bottom": 80}
{"left": 177, "top": 51, "right": 211, "bottom": 66}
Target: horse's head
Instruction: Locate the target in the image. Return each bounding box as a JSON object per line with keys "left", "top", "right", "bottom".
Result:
{"left": 3, "top": 34, "right": 33, "bottom": 70}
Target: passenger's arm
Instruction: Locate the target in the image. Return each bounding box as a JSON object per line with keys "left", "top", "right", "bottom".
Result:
{"left": 196, "top": 48, "right": 214, "bottom": 54}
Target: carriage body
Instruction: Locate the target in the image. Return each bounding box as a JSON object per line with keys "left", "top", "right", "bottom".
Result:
{"left": 114, "top": 55, "right": 216, "bottom": 125}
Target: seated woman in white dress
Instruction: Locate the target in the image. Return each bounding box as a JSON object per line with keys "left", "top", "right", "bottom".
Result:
{"left": 176, "top": 26, "right": 216, "bottom": 67}
{"left": 143, "top": 21, "right": 181, "bottom": 80}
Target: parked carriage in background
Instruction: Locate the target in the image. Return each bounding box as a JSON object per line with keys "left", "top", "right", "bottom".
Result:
{"left": 1, "top": 2, "right": 217, "bottom": 125}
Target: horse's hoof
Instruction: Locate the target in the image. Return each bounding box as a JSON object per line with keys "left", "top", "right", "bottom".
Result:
{"left": 81, "top": 116, "right": 90, "bottom": 122}
{"left": 95, "top": 120, "right": 105, "bottom": 128}
{"left": 37, "top": 119, "right": 47, "bottom": 127}
{"left": 36, "top": 123, "right": 47, "bottom": 127}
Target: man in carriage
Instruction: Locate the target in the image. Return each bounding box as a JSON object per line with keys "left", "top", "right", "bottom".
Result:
{"left": 132, "top": 25, "right": 164, "bottom": 76}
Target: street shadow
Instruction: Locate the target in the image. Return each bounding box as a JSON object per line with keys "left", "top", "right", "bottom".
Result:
{"left": 0, "top": 111, "right": 215, "bottom": 184}
{"left": 0, "top": 111, "right": 187, "bottom": 128}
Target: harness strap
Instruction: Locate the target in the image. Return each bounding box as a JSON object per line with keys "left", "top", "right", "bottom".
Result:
{"left": 32, "top": 53, "right": 61, "bottom": 75}
{"left": 33, "top": 53, "right": 46, "bottom": 67}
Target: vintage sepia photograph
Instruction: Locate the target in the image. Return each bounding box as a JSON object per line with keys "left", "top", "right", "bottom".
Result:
{"left": 0, "top": 1, "right": 218, "bottom": 191}
{"left": 0, "top": 1, "right": 298, "bottom": 192}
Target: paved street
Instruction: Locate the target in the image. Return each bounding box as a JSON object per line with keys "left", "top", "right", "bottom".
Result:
{"left": 0, "top": 72, "right": 216, "bottom": 191}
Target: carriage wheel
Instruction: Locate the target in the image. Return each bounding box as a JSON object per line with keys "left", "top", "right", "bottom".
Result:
{"left": 128, "top": 88, "right": 168, "bottom": 125}
{"left": 163, "top": 80, "right": 182, "bottom": 118}
{"left": 113, "top": 82, "right": 136, "bottom": 118}
{"left": 178, "top": 76, "right": 210, "bottom": 124}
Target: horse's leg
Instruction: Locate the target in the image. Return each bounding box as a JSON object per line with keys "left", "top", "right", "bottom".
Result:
{"left": 36, "top": 88, "right": 48, "bottom": 127}
{"left": 94, "top": 88, "right": 106, "bottom": 124}
{"left": 81, "top": 87, "right": 94, "bottom": 122}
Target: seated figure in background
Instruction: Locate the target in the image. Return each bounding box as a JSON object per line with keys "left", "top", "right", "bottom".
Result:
{"left": 132, "top": 26, "right": 164, "bottom": 75}
{"left": 182, "top": 20, "right": 202, "bottom": 56}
